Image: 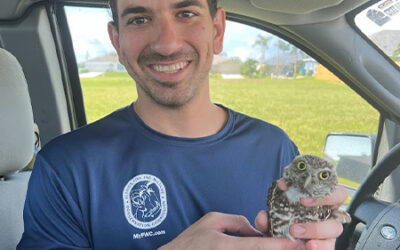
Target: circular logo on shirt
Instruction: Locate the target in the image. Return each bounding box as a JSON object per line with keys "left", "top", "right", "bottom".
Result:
{"left": 123, "top": 174, "right": 168, "bottom": 230}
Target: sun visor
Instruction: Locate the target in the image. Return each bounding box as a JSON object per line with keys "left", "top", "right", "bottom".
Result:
{"left": 0, "top": 0, "right": 41, "bottom": 20}
{"left": 250, "top": 0, "right": 344, "bottom": 14}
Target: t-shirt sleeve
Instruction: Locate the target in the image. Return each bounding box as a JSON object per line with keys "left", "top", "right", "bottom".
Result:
{"left": 17, "top": 153, "right": 91, "bottom": 250}
{"left": 278, "top": 139, "right": 299, "bottom": 178}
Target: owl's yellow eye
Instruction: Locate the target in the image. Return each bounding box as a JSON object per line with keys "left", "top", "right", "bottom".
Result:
{"left": 319, "top": 171, "right": 330, "bottom": 180}
{"left": 296, "top": 161, "right": 306, "bottom": 171}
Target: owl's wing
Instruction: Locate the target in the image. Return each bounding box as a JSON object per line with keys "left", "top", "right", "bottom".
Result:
{"left": 267, "top": 180, "right": 284, "bottom": 209}
{"left": 318, "top": 205, "right": 333, "bottom": 220}
{"left": 266, "top": 180, "right": 289, "bottom": 238}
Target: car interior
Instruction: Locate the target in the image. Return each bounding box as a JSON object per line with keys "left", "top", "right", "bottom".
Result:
{"left": 0, "top": 0, "right": 400, "bottom": 249}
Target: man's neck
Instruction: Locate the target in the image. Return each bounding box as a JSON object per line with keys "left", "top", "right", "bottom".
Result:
{"left": 133, "top": 97, "right": 228, "bottom": 138}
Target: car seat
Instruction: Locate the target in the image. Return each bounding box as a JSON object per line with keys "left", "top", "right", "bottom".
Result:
{"left": 0, "top": 48, "right": 35, "bottom": 249}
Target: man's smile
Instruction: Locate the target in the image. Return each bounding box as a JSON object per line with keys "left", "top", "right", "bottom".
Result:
{"left": 144, "top": 59, "right": 194, "bottom": 83}
{"left": 150, "top": 61, "right": 190, "bottom": 74}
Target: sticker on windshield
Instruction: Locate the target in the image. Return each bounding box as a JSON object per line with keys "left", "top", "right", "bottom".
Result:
{"left": 367, "top": 9, "right": 391, "bottom": 26}
{"left": 378, "top": 0, "right": 394, "bottom": 10}
{"left": 384, "top": 6, "right": 399, "bottom": 16}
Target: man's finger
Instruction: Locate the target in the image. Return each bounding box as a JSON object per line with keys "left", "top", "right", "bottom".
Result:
{"left": 277, "top": 178, "right": 288, "bottom": 190}
{"left": 290, "top": 219, "right": 343, "bottom": 240}
{"left": 300, "top": 185, "right": 348, "bottom": 208}
{"left": 225, "top": 236, "right": 306, "bottom": 250}
{"left": 306, "top": 239, "right": 336, "bottom": 250}
{"left": 203, "top": 212, "right": 262, "bottom": 237}
{"left": 254, "top": 210, "right": 269, "bottom": 234}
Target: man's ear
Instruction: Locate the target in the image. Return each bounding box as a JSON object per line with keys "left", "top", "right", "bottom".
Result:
{"left": 213, "top": 7, "right": 226, "bottom": 55}
{"left": 108, "top": 22, "right": 123, "bottom": 63}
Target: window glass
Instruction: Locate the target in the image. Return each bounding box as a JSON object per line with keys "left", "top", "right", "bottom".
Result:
{"left": 355, "top": 0, "right": 400, "bottom": 65}
{"left": 65, "top": 6, "right": 379, "bottom": 203}
{"left": 65, "top": 6, "right": 137, "bottom": 122}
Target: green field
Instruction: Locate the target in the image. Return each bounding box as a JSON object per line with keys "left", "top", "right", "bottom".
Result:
{"left": 81, "top": 73, "right": 379, "bottom": 156}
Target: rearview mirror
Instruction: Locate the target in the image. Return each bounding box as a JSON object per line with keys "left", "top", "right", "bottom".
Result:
{"left": 323, "top": 133, "right": 376, "bottom": 194}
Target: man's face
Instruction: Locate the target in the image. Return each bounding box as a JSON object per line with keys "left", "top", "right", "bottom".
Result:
{"left": 108, "top": 0, "right": 225, "bottom": 108}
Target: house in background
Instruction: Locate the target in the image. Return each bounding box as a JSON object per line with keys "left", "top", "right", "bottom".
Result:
{"left": 82, "top": 54, "right": 243, "bottom": 78}
{"left": 83, "top": 54, "right": 126, "bottom": 73}
{"left": 303, "top": 58, "right": 318, "bottom": 76}
{"left": 315, "top": 64, "right": 342, "bottom": 83}
{"left": 370, "top": 30, "right": 400, "bottom": 56}
{"left": 210, "top": 55, "right": 243, "bottom": 79}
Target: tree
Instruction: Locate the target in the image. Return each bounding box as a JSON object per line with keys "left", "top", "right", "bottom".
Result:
{"left": 256, "top": 64, "right": 270, "bottom": 77}
{"left": 275, "top": 39, "right": 290, "bottom": 76}
{"left": 391, "top": 43, "right": 400, "bottom": 61}
{"left": 253, "top": 34, "right": 272, "bottom": 63}
{"left": 240, "top": 59, "right": 258, "bottom": 78}
{"left": 290, "top": 45, "right": 300, "bottom": 76}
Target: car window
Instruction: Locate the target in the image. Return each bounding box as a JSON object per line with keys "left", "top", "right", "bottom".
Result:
{"left": 355, "top": 0, "right": 400, "bottom": 65}
{"left": 65, "top": 6, "right": 379, "bottom": 203}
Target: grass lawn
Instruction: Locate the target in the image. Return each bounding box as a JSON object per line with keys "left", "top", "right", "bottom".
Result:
{"left": 81, "top": 73, "right": 379, "bottom": 156}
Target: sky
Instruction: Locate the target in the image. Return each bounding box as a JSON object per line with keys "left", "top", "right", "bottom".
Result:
{"left": 65, "top": 1, "right": 400, "bottom": 64}
{"left": 65, "top": 7, "right": 114, "bottom": 63}
{"left": 65, "top": 6, "right": 277, "bottom": 63}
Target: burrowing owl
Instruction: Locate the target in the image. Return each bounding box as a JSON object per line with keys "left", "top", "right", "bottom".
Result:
{"left": 266, "top": 155, "right": 351, "bottom": 239}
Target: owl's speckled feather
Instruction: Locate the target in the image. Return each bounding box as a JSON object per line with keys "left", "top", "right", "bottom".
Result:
{"left": 266, "top": 155, "right": 351, "bottom": 239}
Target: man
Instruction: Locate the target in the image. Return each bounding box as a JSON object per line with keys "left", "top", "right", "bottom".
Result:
{"left": 18, "top": 0, "right": 347, "bottom": 249}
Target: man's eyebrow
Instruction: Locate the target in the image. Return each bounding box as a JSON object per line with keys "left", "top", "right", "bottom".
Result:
{"left": 120, "top": 6, "right": 150, "bottom": 18}
{"left": 173, "top": 0, "right": 205, "bottom": 9}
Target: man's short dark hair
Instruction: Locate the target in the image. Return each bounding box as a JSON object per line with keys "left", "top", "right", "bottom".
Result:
{"left": 109, "top": 0, "right": 218, "bottom": 29}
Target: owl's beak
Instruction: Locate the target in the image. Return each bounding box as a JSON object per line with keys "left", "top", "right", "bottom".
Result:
{"left": 303, "top": 175, "right": 312, "bottom": 189}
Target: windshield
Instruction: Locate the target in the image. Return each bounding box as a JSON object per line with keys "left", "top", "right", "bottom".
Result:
{"left": 355, "top": 0, "right": 400, "bottom": 65}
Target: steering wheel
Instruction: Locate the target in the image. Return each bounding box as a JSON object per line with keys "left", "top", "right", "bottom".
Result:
{"left": 336, "top": 143, "right": 400, "bottom": 249}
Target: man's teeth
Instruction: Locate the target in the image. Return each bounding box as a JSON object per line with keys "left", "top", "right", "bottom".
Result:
{"left": 152, "top": 62, "right": 188, "bottom": 73}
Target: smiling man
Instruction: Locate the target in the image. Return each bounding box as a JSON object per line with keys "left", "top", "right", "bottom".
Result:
{"left": 18, "top": 0, "right": 347, "bottom": 249}
{"left": 108, "top": 0, "right": 228, "bottom": 138}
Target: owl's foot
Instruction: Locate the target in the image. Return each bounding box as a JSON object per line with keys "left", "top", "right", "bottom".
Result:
{"left": 332, "top": 209, "right": 352, "bottom": 223}
{"left": 288, "top": 232, "right": 297, "bottom": 242}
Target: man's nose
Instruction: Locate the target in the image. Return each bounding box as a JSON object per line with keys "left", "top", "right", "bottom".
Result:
{"left": 151, "top": 17, "right": 183, "bottom": 56}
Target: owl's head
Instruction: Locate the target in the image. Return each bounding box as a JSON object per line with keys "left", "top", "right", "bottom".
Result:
{"left": 283, "top": 155, "right": 338, "bottom": 198}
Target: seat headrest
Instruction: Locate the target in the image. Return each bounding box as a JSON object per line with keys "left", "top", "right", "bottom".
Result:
{"left": 0, "top": 48, "right": 34, "bottom": 177}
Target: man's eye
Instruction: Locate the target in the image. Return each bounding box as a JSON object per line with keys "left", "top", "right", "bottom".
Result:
{"left": 128, "top": 16, "right": 150, "bottom": 25}
{"left": 178, "top": 11, "right": 196, "bottom": 18}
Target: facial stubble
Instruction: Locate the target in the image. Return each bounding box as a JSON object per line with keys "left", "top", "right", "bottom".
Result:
{"left": 124, "top": 48, "right": 211, "bottom": 108}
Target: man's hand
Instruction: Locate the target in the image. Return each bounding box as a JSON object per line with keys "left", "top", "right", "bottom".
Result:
{"left": 255, "top": 178, "right": 349, "bottom": 250}
{"left": 158, "top": 212, "right": 306, "bottom": 250}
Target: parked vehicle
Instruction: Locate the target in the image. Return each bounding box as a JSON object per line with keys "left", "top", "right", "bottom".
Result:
{"left": 0, "top": 0, "right": 399, "bottom": 249}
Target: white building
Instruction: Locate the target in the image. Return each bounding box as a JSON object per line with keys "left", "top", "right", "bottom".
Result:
{"left": 303, "top": 58, "right": 318, "bottom": 75}
{"left": 84, "top": 54, "right": 126, "bottom": 73}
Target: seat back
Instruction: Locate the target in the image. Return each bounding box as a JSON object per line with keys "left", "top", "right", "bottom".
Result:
{"left": 0, "top": 48, "right": 34, "bottom": 250}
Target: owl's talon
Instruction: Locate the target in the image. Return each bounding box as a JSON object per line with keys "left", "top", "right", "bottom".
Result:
{"left": 332, "top": 209, "right": 352, "bottom": 223}
{"left": 288, "top": 233, "right": 297, "bottom": 242}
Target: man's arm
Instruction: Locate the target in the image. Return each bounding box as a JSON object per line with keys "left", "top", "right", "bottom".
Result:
{"left": 159, "top": 178, "right": 348, "bottom": 250}
{"left": 17, "top": 154, "right": 90, "bottom": 249}
{"left": 158, "top": 212, "right": 306, "bottom": 250}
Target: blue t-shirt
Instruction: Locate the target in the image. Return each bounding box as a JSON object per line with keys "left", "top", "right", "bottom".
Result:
{"left": 18, "top": 105, "right": 298, "bottom": 249}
